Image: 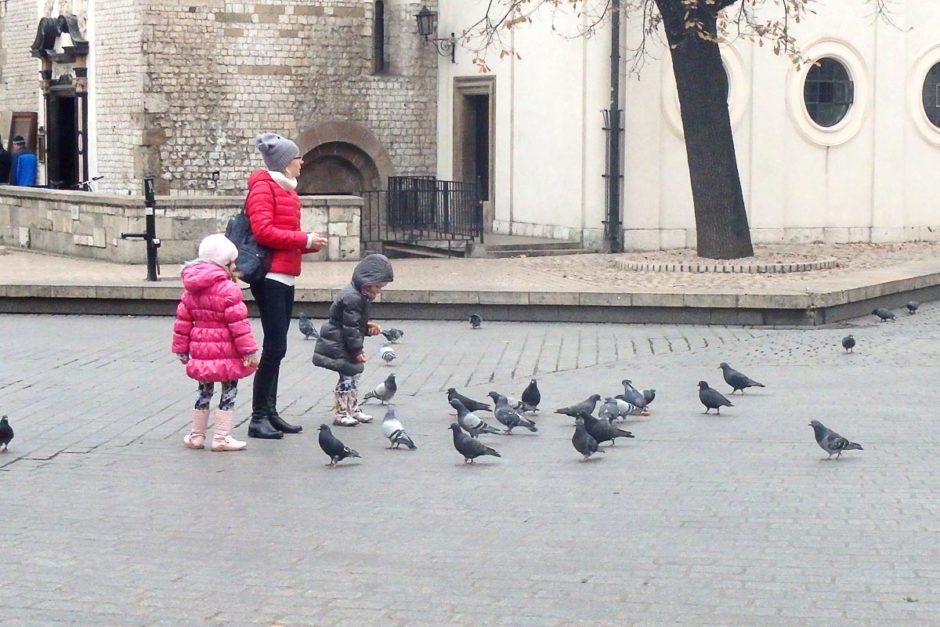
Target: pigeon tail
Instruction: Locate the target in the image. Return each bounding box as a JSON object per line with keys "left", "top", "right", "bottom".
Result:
{"left": 845, "top": 442, "right": 863, "bottom": 451}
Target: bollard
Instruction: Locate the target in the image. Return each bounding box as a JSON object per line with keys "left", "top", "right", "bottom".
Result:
{"left": 120, "top": 176, "right": 162, "bottom": 281}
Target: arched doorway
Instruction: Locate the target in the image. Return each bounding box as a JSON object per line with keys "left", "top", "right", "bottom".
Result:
{"left": 297, "top": 141, "right": 381, "bottom": 195}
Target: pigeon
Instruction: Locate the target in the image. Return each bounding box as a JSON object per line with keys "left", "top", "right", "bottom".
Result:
{"left": 446, "top": 388, "right": 491, "bottom": 413}
{"left": 0, "top": 416, "right": 12, "bottom": 452}
{"left": 363, "top": 373, "right": 397, "bottom": 404}
{"left": 698, "top": 381, "right": 732, "bottom": 414}
{"left": 718, "top": 362, "right": 765, "bottom": 394}
{"left": 872, "top": 308, "right": 896, "bottom": 322}
{"left": 572, "top": 417, "right": 604, "bottom": 461}
{"left": 842, "top": 334, "right": 855, "bottom": 353}
{"left": 555, "top": 394, "right": 602, "bottom": 419}
{"left": 907, "top": 301, "right": 920, "bottom": 315}
{"left": 809, "top": 420, "right": 863, "bottom": 460}
{"left": 520, "top": 379, "right": 541, "bottom": 413}
{"left": 599, "top": 397, "right": 649, "bottom": 422}
{"left": 381, "top": 328, "right": 404, "bottom": 343}
{"left": 450, "top": 423, "right": 501, "bottom": 463}
{"left": 618, "top": 379, "right": 648, "bottom": 408}
{"left": 381, "top": 406, "right": 416, "bottom": 450}
{"left": 450, "top": 398, "right": 501, "bottom": 438}
{"left": 488, "top": 392, "right": 538, "bottom": 434}
{"left": 297, "top": 313, "right": 319, "bottom": 340}
{"left": 642, "top": 389, "right": 656, "bottom": 406}
{"left": 578, "top": 411, "right": 634, "bottom": 446}
{"left": 317, "top": 424, "right": 361, "bottom": 467}
{"left": 379, "top": 346, "right": 397, "bottom": 365}
{"left": 469, "top": 313, "right": 483, "bottom": 329}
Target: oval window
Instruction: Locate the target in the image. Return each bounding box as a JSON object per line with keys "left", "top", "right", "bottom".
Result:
{"left": 803, "top": 57, "right": 854, "bottom": 128}
{"left": 922, "top": 61, "right": 940, "bottom": 129}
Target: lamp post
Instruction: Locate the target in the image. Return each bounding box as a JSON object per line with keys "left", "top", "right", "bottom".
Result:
{"left": 415, "top": 5, "right": 455, "bottom": 63}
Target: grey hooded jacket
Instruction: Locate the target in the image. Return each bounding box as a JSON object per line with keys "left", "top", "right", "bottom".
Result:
{"left": 312, "top": 254, "right": 394, "bottom": 375}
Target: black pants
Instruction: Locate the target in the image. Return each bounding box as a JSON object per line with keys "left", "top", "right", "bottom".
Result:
{"left": 250, "top": 278, "right": 295, "bottom": 411}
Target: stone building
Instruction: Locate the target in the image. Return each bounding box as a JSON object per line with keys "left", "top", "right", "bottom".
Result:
{"left": 0, "top": 0, "right": 438, "bottom": 197}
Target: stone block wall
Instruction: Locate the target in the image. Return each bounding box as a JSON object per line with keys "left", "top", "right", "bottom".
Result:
{"left": 0, "top": 187, "right": 361, "bottom": 263}
{"left": 0, "top": 0, "right": 39, "bottom": 116}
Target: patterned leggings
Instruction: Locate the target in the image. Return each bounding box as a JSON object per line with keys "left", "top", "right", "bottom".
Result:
{"left": 195, "top": 381, "right": 238, "bottom": 411}
{"left": 335, "top": 373, "right": 361, "bottom": 393}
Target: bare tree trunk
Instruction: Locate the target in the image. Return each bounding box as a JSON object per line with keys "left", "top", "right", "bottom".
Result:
{"left": 655, "top": 0, "right": 753, "bottom": 259}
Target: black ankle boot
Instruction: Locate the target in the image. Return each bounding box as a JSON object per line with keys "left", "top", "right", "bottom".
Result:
{"left": 267, "top": 402, "right": 302, "bottom": 434}
{"left": 247, "top": 410, "right": 284, "bottom": 439}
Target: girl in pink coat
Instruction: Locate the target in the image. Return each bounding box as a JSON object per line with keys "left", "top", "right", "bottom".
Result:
{"left": 172, "top": 234, "right": 259, "bottom": 452}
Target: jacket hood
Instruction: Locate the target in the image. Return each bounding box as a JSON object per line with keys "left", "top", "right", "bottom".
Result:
{"left": 181, "top": 261, "right": 231, "bottom": 292}
{"left": 352, "top": 254, "right": 394, "bottom": 289}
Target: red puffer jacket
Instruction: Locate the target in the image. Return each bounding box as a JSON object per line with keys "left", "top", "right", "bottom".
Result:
{"left": 172, "top": 262, "right": 259, "bottom": 382}
{"left": 245, "top": 170, "right": 319, "bottom": 276}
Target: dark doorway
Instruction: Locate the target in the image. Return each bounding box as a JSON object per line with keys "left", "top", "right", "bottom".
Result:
{"left": 45, "top": 92, "right": 85, "bottom": 189}
{"left": 468, "top": 95, "right": 489, "bottom": 201}
{"left": 453, "top": 77, "right": 495, "bottom": 230}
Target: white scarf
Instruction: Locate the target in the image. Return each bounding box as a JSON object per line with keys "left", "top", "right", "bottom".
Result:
{"left": 268, "top": 170, "right": 297, "bottom": 191}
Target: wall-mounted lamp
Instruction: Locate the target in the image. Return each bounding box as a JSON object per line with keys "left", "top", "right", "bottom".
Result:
{"left": 415, "top": 6, "right": 455, "bottom": 64}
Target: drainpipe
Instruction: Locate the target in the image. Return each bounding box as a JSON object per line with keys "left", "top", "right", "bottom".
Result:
{"left": 604, "top": 0, "right": 624, "bottom": 253}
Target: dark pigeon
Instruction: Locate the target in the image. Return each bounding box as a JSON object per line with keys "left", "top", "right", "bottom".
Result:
{"left": 381, "top": 328, "right": 404, "bottom": 343}
{"left": 907, "top": 301, "right": 920, "bottom": 315}
{"left": 0, "top": 416, "right": 12, "bottom": 452}
{"left": 446, "top": 388, "right": 491, "bottom": 413}
{"left": 809, "top": 420, "right": 863, "bottom": 460}
{"left": 719, "top": 362, "right": 765, "bottom": 394}
{"left": 317, "top": 424, "right": 361, "bottom": 467}
{"left": 579, "top": 411, "right": 634, "bottom": 446}
{"left": 520, "top": 379, "right": 541, "bottom": 413}
{"left": 872, "top": 308, "right": 896, "bottom": 322}
{"left": 364, "top": 374, "right": 397, "bottom": 404}
{"left": 488, "top": 392, "right": 538, "bottom": 434}
{"left": 698, "top": 381, "right": 733, "bottom": 414}
{"left": 297, "top": 313, "right": 319, "bottom": 340}
{"left": 450, "top": 398, "right": 501, "bottom": 438}
{"left": 555, "top": 394, "right": 602, "bottom": 419}
{"left": 619, "top": 379, "right": 648, "bottom": 408}
{"left": 450, "top": 423, "right": 500, "bottom": 463}
{"left": 572, "top": 417, "right": 604, "bottom": 461}
{"left": 842, "top": 334, "right": 855, "bottom": 353}
{"left": 469, "top": 313, "right": 483, "bottom": 329}
{"left": 642, "top": 389, "right": 656, "bottom": 406}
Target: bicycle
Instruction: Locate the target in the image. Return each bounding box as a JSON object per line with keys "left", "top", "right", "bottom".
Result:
{"left": 71, "top": 175, "right": 104, "bottom": 192}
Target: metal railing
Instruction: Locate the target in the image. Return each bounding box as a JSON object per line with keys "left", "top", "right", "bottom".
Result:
{"left": 361, "top": 176, "right": 483, "bottom": 253}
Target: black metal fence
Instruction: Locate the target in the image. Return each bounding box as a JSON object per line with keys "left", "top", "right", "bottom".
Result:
{"left": 361, "top": 176, "right": 483, "bottom": 252}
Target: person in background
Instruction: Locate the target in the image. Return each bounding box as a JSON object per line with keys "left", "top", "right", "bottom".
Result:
{"left": 0, "top": 135, "right": 11, "bottom": 183}
{"left": 9, "top": 136, "right": 37, "bottom": 187}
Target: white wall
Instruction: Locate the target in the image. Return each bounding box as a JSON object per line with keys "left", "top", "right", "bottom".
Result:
{"left": 441, "top": 0, "right": 940, "bottom": 250}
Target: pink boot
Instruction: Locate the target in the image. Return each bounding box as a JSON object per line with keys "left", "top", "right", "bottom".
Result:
{"left": 184, "top": 408, "right": 210, "bottom": 449}
{"left": 211, "top": 410, "right": 247, "bottom": 452}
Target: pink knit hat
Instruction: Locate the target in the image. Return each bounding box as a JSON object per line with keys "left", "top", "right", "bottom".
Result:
{"left": 198, "top": 233, "right": 238, "bottom": 266}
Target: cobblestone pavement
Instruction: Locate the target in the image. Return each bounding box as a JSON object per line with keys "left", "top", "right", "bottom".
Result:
{"left": 2, "top": 307, "right": 940, "bottom": 624}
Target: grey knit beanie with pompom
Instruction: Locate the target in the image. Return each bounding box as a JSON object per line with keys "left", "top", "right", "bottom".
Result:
{"left": 255, "top": 132, "right": 300, "bottom": 173}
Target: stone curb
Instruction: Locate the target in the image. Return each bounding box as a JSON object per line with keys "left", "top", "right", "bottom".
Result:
{"left": 614, "top": 257, "right": 839, "bottom": 274}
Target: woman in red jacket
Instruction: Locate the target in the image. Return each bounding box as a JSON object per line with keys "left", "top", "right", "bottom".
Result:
{"left": 246, "top": 133, "right": 328, "bottom": 439}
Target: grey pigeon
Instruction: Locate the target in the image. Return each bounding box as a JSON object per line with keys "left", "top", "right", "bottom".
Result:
{"left": 719, "top": 362, "right": 765, "bottom": 394}
{"left": 450, "top": 398, "right": 501, "bottom": 438}
{"left": 555, "top": 394, "right": 602, "bottom": 419}
{"left": 469, "top": 313, "right": 483, "bottom": 329}
{"left": 520, "top": 379, "right": 541, "bottom": 413}
{"left": 297, "top": 313, "right": 319, "bottom": 340}
{"left": 488, "top": 392, "right": 538, "bottom": 434}
{"left": 446, "top": 388, "right": 491, "bottom": 413}
{"left": 450, "top": 423, "right": 500, "bottom": 463}
{"left": 872, "top": 308, "right": 896, "bottom": 322}
{"left": 842, "top": 334, "right": 855, "bottom": 352}
{"left": 642, "top": 389, "right": 656, "bottom": 406}
{"left": 579, "top": 411, "right": 634, "bottom": 446}
{"left": 0, "top": 415, "right": 12, "bottom": 452}
{"left": 363, "top": 373, "right": 397, "bottom": 404}
{"left": 907, "top": 301, "right": 920, "bottom": 315}
{"left": 381, "top": 328, "right": 404, "bottom": 343}
{"left": 618, "top": 379, "right": 648, "bottom": 407}
{"left": 599, "top": 397, "right": 648, "bottom": 422}
{"left": 379, "top": 346, "right": 397, "bottom": 365}
{"left": 572, "top": 417, "right": 604, "bottom": 461}
{"left": 698, "top": 381, "right": 732, "bottom": 414}
{"left": 809, "top": 420, "right": 863, "bottom": 460}
{"left": 317, "top": 424, "right": 361, "bottom": 467}
{"left": 381, "top": 406, "right": 416, "bottom": 450}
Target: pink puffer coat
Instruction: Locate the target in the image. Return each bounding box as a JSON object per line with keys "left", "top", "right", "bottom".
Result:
{"left": 172, "top": 262, "right": 258, "bottom": 382}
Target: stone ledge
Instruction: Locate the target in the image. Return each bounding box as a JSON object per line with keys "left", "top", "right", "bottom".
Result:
{"left": 615, "top": 257, "right": 839, "bottom": 274}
